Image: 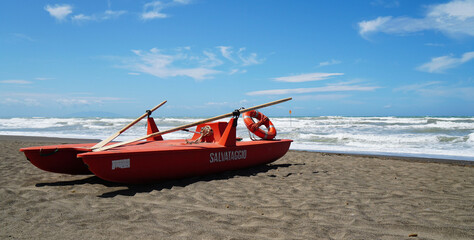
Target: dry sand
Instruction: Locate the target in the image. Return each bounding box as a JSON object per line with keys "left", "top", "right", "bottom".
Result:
{"left": 1, "top": 135, "right": 473, "bottom": 239}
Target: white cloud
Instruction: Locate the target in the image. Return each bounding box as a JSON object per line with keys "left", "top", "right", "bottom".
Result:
{"left": 395, "top": 81, "right": 474, "bottom": 101}
{"left": 246, "top": 84, "right": 379, "bottom": 96}
{"left": 274, "top": 73, "right": 344, "bottom": 83}
{"left": 0, "top": 80, "right": 32, "bottom": 84}
{"left": 216, "top": 46, "right": 263, "bottom": 66}
{"left": 425, "top": 43, "right": 445, "bottom": 47}
{"left": 119, "top": 46, "right": 263, "bottom": 80}
{"left": 71, "top": 10, "right": 128, "bottom": 23}
{"left": 417, "top": 51, "right": 474, "bottom": 73}
{"left": 428, "top": 0, "right": 474, "bottom": 21}
{"left": 238, "top": 48, "right": 264, "bottom": 66}
{"left": 56, "top": 97, "right": 121, "bottom": 106}
{"left": 10, "top": 33, "right": 35, "bottom": 42}
{"left": 360, "top": 16, "right": 429, "bottom": 38}
{"left": 1, "top": 98, "right": 21, "bottom": 105}
{"left": 359, "top": 0, "right": 474, "bottom": 38}
{"left": 203, "top": 99, "right": 249, "bottom": 108}
{"left": 141, "top": 0, "right": 191, "bottom": 20}
{"left": 318, "top": 59, "right": 342, "bottom": 67}
{"left": 201, "top": 51, "right": 224, "bottom": 68}
{"left": 295, "top": 94, "right": 350, "bottom": 101}
{"left": 229, "top": 69, "right": 247, "bottom": 75}
{"left": 44, "top": 4, "right": 73, "bottom": 21}
{"left": 0, "top": 93, "right": 121, "bottom": 107}
{"left": 45, "top": 3, "right": 126, "bottom": 23}
{"left": 1, "top": 98, "right": 40, "bottom": 106}
{"left": 1, "top": 78, "right": 53, "bottom": 85}
{"left": 217, "top": 46, "right": 236, "bottom": 63}
{"left": 371, "top": 0, "right": 400, "bottom": 8}
{"left": 72, "top": 14, "right": 94, "bottom": 22}
{"left": 173, "top": 0, "right": 191, "bottom": 4}
{"left": 126, "top": 48, "right": 221, "bottom": 80}
{"left": 241, "top": 53, "right": 262, "bottom": 65}
{"left": 103, "top": 10, "right": 127, "bottom": 20}
{"left": 394, "top": 81, "right": 442, "bottom": 92}
{"left": 418, "top": 86, "right": 474, "bottom": 101}
{"left": 34, "top": 77, "right": 55, "bottom": 81}
{"left": 359, "top": 16, "right": 393, "bottom": 37}
{"left": 56, "top": 98, "right": 90, "bottom": 106}
{"left": 239, "top": 99, "right": 249, "bottom": 105}
{"left": 141, "top": 11, "right": 167, "bottom": 20}
{"left": 206, "top": 101, "right": 229, "bottom": 106}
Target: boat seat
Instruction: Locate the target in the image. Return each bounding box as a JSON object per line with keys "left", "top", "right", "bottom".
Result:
{"left": 190, "top": 122, "right": 228, "bottom": 143}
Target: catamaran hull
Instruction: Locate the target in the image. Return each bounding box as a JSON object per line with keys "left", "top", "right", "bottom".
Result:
{"left": 79, "top": 139, "right": 292, "bottom": 184}
{"left": 20, "top": 143, "right": 94, "bottom": 175}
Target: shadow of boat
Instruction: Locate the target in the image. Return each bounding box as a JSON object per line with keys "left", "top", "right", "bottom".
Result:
{"left": 35, "top": 163, "right": 294, "bottom": 198}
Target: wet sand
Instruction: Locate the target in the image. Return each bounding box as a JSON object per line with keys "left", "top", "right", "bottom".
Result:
{"left": 1, "top": 135, "right": 473, "bottom": 239}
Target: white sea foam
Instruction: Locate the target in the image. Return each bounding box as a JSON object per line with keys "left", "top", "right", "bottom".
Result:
{"left": 1, "top": 116, "right": 473, "bottom": 161}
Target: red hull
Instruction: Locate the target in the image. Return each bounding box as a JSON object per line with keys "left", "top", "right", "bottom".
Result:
{"left": 79, "top": 139, "right": 292, "bottom": 183}
{"left": 20, "top": 143, "right": 94, "bottom": 175}
{"left": 19, "top": 117, "right": 292, "bottom": 183}
{"left": 19, "top": 117, "right": 159, "bottom": 175}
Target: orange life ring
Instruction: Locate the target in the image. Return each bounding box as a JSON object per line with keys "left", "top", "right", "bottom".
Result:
{"left": 242, "top": 110, "right": 276, "bottom": 140}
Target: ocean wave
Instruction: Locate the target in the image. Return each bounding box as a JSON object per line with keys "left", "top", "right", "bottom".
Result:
{"left": 1, "top": 116, "right": 473, "bottom": 160}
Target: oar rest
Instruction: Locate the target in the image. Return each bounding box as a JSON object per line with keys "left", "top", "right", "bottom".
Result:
{"left": 190, "top": 122, "right": 228, "bottom": 143}
{"left": 146, "top": 117, "right": 163, "bottom": 141}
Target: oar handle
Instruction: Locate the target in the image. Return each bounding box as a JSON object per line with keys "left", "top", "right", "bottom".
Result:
{"left": 118, "top": 100, "right": 167, "bottom": 134}
{"left": 91, "top": 100, "right": 167, "bottom": 149}
{"left": 94, "top": 98, "right": 291, "bottom": 152}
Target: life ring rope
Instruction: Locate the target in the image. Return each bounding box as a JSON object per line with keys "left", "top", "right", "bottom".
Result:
{"left": 242, "top": 110, "right": 276, "bottom": 140}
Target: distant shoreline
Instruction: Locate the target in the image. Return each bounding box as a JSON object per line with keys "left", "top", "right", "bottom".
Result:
{"left": 3, "top": 134, "right": 472, "bottom": 166}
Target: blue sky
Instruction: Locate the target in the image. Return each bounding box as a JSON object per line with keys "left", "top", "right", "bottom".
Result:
{"left": 1, "top": 0, "right": 473, "bottom": 117}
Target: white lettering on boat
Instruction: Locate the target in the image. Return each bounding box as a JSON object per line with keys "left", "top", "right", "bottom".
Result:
{"left": 209, "top": 150, "right": 247, "bottom": 163}
{"left": 112, "top": 159, "right": 130, "bottom": 170}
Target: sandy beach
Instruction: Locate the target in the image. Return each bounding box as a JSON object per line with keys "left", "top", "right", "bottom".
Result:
{"left": 1, "top": 135, "right": 473, "bottom": 240}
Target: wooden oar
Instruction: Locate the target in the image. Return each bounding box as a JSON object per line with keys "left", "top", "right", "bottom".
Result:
{"left": 94, "top": 97, "right": 292, "bottom": 152}
{"left": 91, "top": 100, "right": 167, "bottom": 150}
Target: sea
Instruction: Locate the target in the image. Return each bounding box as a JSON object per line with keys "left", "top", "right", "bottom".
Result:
{"left": 1, "top": 116, "right": 473, "bottom": 161}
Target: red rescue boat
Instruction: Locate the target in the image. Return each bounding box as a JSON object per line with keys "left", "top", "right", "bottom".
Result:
{"left": 19, "top": 101, "right": 168, "bottom": 175}
{"left": 79, "top": 118, "right": 291, "bottom": 183}
{"left": 20, "top": 98, "right": 293, "bottom": 183}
